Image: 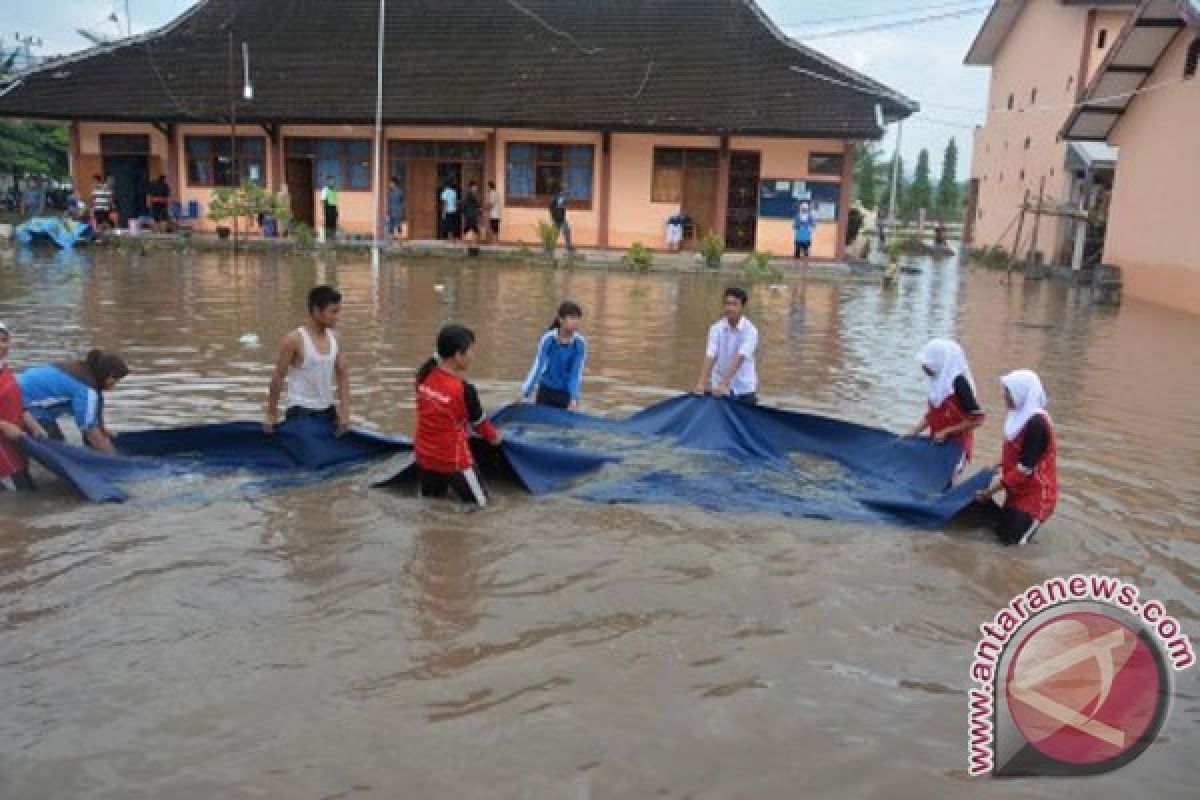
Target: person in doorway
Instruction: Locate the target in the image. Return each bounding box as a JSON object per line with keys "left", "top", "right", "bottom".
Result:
{"left": 521, "top": 301, "right": 587, "bottom": 411}
{"left": 909, "top": 338, "right": 985, "bottom": 473}
{"left": 0, "top": 323, "right": 47, "bottom": 491}
{"left": 320, "top": 176, "right": 339, "bottom": 241}
{"left": 19, "top": 179, "right": 45, "bottom": 219}
{"left": 548, "top": 186, "right": 573, "bottom": 254}
{"left": 91, "top": 175, "right": 114, "bottom": 232}
{"left": 440, "top": 182, "right": 459, "bottom": 240}
{"left": 486, "top": 180, "right": 501, "bottom": 243}
{"left": 265, "top": 285, "right": 351, "bottom": 436}
{"left": 975, "top": 369, "right": 1057, "bottom": 546}
{"left": 387, "top": 176, "right": 405, "bottom": 243}
{"left": 793, "top": 201, "right": 815, "bottom": 263}
{"left": 147, "top": 174, "right": 171, "bottom": 233}
{"left": 665, "top": 207, "right": 686, "bottom": 253}
{"left": 693, "top": 287, "right": 759, "bottom": 405}
{"left": 19, "top": 349, "right": 129, "bottom": 454}
{"left": 462, "top": 182, "right": 482, "bottom": 256}
{"left": 414, "top": 324, "right": 503, "bottom": 510}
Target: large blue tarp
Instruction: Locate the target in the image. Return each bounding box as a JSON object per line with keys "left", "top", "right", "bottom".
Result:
{"left": 387, "top": 395, "right": 994, "bottom": 528}
{"left": 17, "top": 395, "right": 992, "bottom": 527}
{"left": 20, "top": 416, "right": 410, "bottom": 503}
{"left": 14, "top": 217, "right": 93, "bottom": 249}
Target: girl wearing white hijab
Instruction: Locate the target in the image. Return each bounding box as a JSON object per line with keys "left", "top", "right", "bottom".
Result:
{"left": 910, "top": 339, "right": 985, "bottom": 471}
{"left": 976, "top": 369, "right": 1058, "bottom": 546}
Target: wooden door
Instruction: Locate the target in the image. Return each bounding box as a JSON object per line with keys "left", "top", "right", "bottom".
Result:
{"left": 683, "top": 167, "right": 718, "bottom": 239}
{"left": 408, "top": 159, "right": 438, "bottom": 239}
{"left": 285, "top": 158, "right": 314, "bottom": 226}
{"left": 725, "top": 151, "right": 760, "bottom": 251}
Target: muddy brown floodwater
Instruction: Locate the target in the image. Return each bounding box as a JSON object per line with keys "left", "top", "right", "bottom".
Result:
{"left": 0, "top": 248, "right": 1197, "bottom": 799}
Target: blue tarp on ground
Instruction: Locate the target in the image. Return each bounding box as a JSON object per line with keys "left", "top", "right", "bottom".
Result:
{"left": 20, "top": 416, "right": 410, "bottom": 502}
{"left": 19, "top": 395, "right": 992, "bottom": 527}
{"left": 14, "top": 217, "right": 93, "bottom": 249}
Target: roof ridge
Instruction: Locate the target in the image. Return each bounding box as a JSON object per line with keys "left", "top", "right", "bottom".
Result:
{"left": 739, "top": 0, "right": 919, "bottom": 114}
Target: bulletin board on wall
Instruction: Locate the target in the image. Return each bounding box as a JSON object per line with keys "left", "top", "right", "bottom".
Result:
{"left": 758, "top": 180, "right": 841, "bottom": 221}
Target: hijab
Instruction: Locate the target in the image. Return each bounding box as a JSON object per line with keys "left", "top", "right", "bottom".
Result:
{"left": 1001, "top": 369, "right": 1048, "bottom": 441}
{"left": 55, "top": 349, "right": 129, "bottom": 390}
{"left": 916, "top": 338, "right": 975, "bottom": 407}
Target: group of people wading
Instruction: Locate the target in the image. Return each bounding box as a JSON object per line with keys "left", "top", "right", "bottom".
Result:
{"left": 0, "top": 286, "right": 1057, "bottom": 544}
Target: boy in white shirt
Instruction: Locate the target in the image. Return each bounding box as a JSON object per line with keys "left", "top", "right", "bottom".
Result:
{"left": 693, "top": 287, "right": 759, "bottom": 405}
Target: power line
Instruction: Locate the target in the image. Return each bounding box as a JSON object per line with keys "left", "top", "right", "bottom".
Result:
{"left": 778, "top": 0, "right": 987, "bottom": 30}
{"left": 795, "top": 5, "right": 993, "bottom": 40}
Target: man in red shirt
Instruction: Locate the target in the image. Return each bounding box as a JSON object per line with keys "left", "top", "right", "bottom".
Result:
{"left": 414, "top": 324, "right": 502, "bottom": 508}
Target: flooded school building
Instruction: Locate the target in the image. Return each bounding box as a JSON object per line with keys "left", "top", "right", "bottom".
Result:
{"left": 0, "top": 0, "right": 915, "bottom": 259}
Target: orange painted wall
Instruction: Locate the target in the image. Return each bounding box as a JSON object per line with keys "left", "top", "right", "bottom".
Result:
{"left": 731, "top": 136, "right": 847, "bottom": 258}
{"left": 607, "top": 133, "right": 722, "bottom": 250}
{"left": 1104, "top": 31, "right": 1200, "bottom": 315}
{"left": 494, "top": 128, "right": 605, "bottom": 247}
{"left": 969, "top": 2, "right": 1130, "bottom": 260}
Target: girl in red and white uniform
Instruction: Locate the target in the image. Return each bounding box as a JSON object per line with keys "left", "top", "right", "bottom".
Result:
{"left": 910, "top": 338, "right": 985, "bottom": 473}
{"left": 976, "top": 369, "right": 1058, "bottom": 546}
{"left": 414, "top": 324, "right": 503, "bottom": 509}
{"left": 0, "top": 322, "right": 47, "bottom": 491}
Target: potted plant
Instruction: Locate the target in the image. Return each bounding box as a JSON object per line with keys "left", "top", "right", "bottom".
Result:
{"left": 700, "top": 231, "right": 725, "bottom": 269}
{"left": 208, "top": 183, "right": 293, "bottom": 241}
{"left": 536, "top": 219, "right": 559, "bottom": 256}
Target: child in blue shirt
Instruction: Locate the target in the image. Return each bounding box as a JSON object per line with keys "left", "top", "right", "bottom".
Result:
{"left": 793, "top": 201, "right": 815, "bottom": 260}
{"left": 522, "top": 302, "right": 587, "bottom": 411}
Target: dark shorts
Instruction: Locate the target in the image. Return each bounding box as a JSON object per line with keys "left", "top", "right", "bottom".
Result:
{"left": 324, "top": 205, "right": 339, "bottom": 231}
{"left": 441, "top": 212, "right": 460, "bottom": 238}
{"left": 418, "top": 465, "right": 489, "bottom": 508}
{"left": 151, "top": 202, "right": 169, "bottom": 222}
{"left": 463, "top": 215, "right": 480, "bottom": 235}
{"left": 94, "top": 209, "right": 112, "bottom": 226}
{"left": 536, "top": 386, "right": 572, "bottom": 410}
{"left": 794, "top": 241, "right": 811, "bottom": 258}
{"left": 996, "top": 505, "right": 1044, "bottom": 546}
{"left": 733, "top": 392, "right": 758, "bottom": 406}
{"left": 285, "top": 406, "right": 337, "bottom": 422}
{"left": 489, "top": 219, "right": 500, "bottom": 235}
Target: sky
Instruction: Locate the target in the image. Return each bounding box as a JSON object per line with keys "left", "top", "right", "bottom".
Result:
{"left": 7, "top": 0, "right": 993, "bottom": 176}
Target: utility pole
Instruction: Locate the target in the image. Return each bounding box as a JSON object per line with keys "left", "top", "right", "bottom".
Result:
{"left": 228, "top": 30, "right": 238, "bottom": 253}
{"left": 887, "top": 120, "right": 904, "bottom": 240}
{"left": 1027, "top": 176, "right": 1046, "bottom": 276}
{"left": 1008, "top": 189, "right": 1030, "bottom": 285}
{"left": 372, "top": 0, "right": 386, "bottom": 248}
{"left": 125, "top": 1, "right": 133, "bottom": 37}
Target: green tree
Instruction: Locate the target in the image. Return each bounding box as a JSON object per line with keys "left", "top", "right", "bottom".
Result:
{"left": 879, "top": 154, "right": 906, "bottom": 221}
{"left": 853, "top": 142, "right": 881, "bottom": 210}
{"left": 936, "top": 138, "right": 961, "bottom": 221}
{"left": 0, "top": 53, "right": 70, "bottom": 183}
{"left": 907, "top": 148, "right": 933, "bottom": 219}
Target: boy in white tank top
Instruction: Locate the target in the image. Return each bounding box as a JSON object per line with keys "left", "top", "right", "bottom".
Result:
{"left": 264, "top": 285, "right": 351, "bottom": 436}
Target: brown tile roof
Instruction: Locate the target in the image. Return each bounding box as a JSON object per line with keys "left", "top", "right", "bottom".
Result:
{"left": 0, "top": 0, "right": 916, "bottom": 137}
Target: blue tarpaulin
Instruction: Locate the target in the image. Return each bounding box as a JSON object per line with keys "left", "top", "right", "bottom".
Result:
{"left": 18, "top": 396, "right": 992, "bottom": 527}
{"left": 20, "top": 416, "right": 410, "bottom": 502}
{"left": 383, "top": 395, "right": 994, "bottom": 528}
{"left": 14, "top": 217, "right": 93, "bottom": 249}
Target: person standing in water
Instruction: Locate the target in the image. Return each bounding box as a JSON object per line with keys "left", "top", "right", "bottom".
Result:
{"left": 19, "top": 349, "right": 129, "bottom": 453}
{"left": 910, "top": 338, "right": 985, "bottom": 473}
{"left": 976, "top": 369, "right": 1058, "bottom": 546}
{"left": 521, "top": 301, "right": 587, "bottom": 411}
{"left": 264, "top": 285, "right": 351, "bottom": 436}
{"left": 0, "top": 323, "right": 47, "bottom": 490}
{"left": 414, "top": 324, "right": 503, "bottom": 509}
{"left": 793, "top": 201, "right": 815, "bottom": 264}
{"left": 693, "top": 287, "right": 759, "bottom": 405}
{"left": 320, "top": 176, "right": 339, "bottom": 241}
